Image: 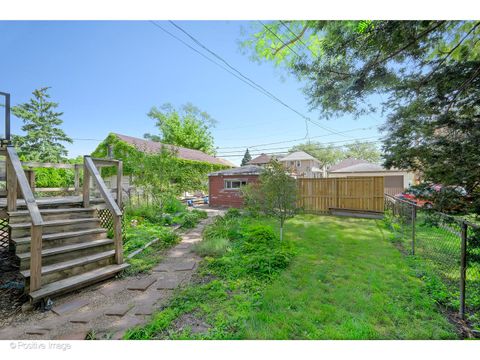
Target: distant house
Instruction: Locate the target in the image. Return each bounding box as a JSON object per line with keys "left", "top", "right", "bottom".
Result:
{"left": 248, "top": 153, "right": 279, "bottom": 166}
{"left": 92, "top": 133, "right": 235, "bottom": 192}
{"left": 208, "top": 165, "right": 263, "bottom": 208}
{"left": 279, "top": 151, "right": 325, "bottom": 178}
{"left": 327, "top": 158, "right": 417, "bottom": 196}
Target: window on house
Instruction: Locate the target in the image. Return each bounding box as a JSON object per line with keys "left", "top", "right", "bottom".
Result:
{"left": 224, "top": 179, "right": 247, "bottom": 190}
{"left": 296, "top": 161, "right": 301, "bottom": 167}
{"left": 290, "top": 161, "right": 295, "bottom": 166}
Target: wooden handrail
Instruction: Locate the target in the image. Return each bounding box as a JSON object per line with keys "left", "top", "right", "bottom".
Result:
{"left": 84, "top": 156, "right": 122, "bottom": 216}
{"left": 83, "top": 155, "right": 123, "bottom": 264}
{"left": 6, "top": 147, "right": 43, "bottom": 225}
{"left": 6, "top": 146, "right": 44, "bottom": 292}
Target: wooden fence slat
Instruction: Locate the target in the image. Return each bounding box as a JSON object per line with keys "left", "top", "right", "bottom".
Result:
{"left": 298, "top": 176, "right": 384, "bottom": 214}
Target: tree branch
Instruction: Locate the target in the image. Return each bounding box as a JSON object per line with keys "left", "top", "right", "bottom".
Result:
{"left": 271, "top": 25, "right": 308, "bottom": 55}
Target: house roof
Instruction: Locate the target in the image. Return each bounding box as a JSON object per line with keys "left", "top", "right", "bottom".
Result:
{"left": 113, "top": 133, "right": 234, "bottom": 167}
{"left": 248, "top": 153, "right": 273, "bottom": 165}
{"left": 208, "top": 165, "right": 264, "bottom": 177}
{"left": 328, "top": 158, "right": 371, "bottom": 171}
{"left": 328, "top": 158, "right": 402, "bottom": 173}
{"left": 280, "top": 151, "right": 318, "bottom": 162}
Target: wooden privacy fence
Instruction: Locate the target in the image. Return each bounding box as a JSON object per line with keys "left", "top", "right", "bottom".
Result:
{"left": 298, "top": 176, "right": 384, "bottom": 213}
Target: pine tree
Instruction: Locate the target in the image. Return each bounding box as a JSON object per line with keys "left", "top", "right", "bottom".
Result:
{"left": 241, "top": 148, "right": 252, "bottom": 166}
{"left": 12, "top": 87, "right": 72, "bottom": 162}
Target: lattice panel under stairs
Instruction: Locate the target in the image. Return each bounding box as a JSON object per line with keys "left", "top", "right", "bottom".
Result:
{"left": 97, "top": 208, "right": 126, "bottom": 237}
{"left": 0, "top": 217, "right": 9, "bottom": 249}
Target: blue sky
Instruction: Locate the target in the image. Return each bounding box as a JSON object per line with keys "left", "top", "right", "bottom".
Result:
{"left": 0, "top": 21, "right": 382, "bottom": 165}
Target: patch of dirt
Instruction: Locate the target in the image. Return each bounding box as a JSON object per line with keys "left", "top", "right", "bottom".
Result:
{"left": 172, "top": 313, "right": 210, "bottom": 335}
{"left": 441, "top": 307, "right": 480, "bottom": 339}
{"left": 191, "top": 272, "right": 217, "bottom": 286}
{"left": 0, "top": 248, "right": 27, "bottom": 327}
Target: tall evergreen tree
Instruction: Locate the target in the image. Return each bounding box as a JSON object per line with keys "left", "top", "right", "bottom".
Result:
{"left": 12, "top": 87, "right": 72, "bottom": 162}
{"left": 241, "top": 148, "right": 252, "bottom": 166}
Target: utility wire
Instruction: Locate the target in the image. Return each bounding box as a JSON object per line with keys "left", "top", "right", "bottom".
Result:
{"left": 216, "top": 126, "right": 375, "bottom": 150}
{"left": 165, "top": 20, "right": 348, "bottom": 138}
{"left": 217, "top": 136, "right": 380, "bottom": 154}
{"left": 217, "top": 140, "right": 382, "bottom": 158}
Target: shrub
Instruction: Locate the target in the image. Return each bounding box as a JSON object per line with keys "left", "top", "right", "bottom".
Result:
{"left": 224, "top": 207, "right": 241, "bottom": 219}
{"left": 194, "top": 236, "right": 230, "bottom": 257}
{"left": 179, "top": 209, "right": 208, "bottom": 229}
{"left": 164, "top": 198, "right": 187, "bottom": 214}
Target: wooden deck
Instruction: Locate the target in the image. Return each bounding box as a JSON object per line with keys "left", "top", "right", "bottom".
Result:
{"left": 0, "top": 196, "right": 107, "bottom": 217}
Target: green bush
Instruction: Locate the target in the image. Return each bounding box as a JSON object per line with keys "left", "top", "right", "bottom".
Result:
{"left": 178, "top": 209, "right": 208, "bottom": 229}
{"left": 201, "top": 216, "right": 296, "bottom": 280}
{"left": 224, "top": 207, "right": 241, "bottom": 219}
{"left": 164, "top": 198, "right": 187, "bottom": 214}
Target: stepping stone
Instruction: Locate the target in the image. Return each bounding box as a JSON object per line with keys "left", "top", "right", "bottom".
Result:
{"left": 111, "top": 317, "right": 144, "bottom": 340}
{"left": 176, "top": 243, "right": 191, "bottom": 249}
{"left": 25, "top": 327, "right": 52, "bottom": 335}
{"left": 99, "top": 282, "right": 125, "bottom": 297}
{"left": 173, "top": 260, "right": 196, "bottom": 271}
{"left": 133, "top": 305, "right": 154, "bottom": 316}
{"left": 152, "top": 263, "right": 169, "bottom": 272}
{"left": 135, "top": 290, "right": 165, "bottom": 304}
{"left": 156, "top": 278, "right": 181, "bottom": 290}
{"left": 56, "top": 329, "right": 89, "bottom": 340}
{"left": 127, "top": 278, "right": 157, "bottom": 291}
{"left": 105, "top": 304, "right": 133, "bottom": 317}
{"left": 52, "top": 299, "right": 89, "bottom": 315}
{"left": 69, "top": 312, "right": 100, "bottom": 324}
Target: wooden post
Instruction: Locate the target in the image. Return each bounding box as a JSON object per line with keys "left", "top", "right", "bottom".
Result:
{"left": 411, "top": 205, "right": 416, "bottom": 255}
{"left": 6, "top": 153, "right": 18, "bottom": 212}
{"left": 27, "top": 169, "right": 35, "bottom": 193}
{"left": 116, "top": 161, "right": 123, "bottom": 208}
{"left": 83, "top": 157, "right": 90, "bottom": 208}
{"left": 29, "top": 224, "right": 43, "bottom": 292}
{"left": 459, "top": 222, "right": 468, "bottom": 319}
{"left": 74, "top": 164, "right": 80, "bottom": 195}
{"left": 113, "top": 215, "right": 123, "bottom": 264}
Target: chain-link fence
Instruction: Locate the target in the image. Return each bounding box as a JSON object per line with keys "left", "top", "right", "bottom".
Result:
{"left": 384, "top": 194, "right": 480, "bottom": 329}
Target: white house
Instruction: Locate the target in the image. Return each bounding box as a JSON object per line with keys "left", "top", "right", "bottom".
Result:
{"left": 279, "top": 151, "right": 325, "bottom": 178}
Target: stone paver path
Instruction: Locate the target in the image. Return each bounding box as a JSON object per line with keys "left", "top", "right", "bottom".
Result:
{"left": 0, "top": 208, "right": 224, "bottom": 340}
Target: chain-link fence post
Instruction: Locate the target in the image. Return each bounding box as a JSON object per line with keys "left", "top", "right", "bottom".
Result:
{"left": 411, "top": 204, "right": 416, "bottom": 255}
{"left": 460, "top": 221, "right": 467, "bottom": 319}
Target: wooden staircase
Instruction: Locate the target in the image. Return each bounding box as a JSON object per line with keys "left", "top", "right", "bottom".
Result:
{"left": 2, "top": 146, "right": 128, "bottom": 303}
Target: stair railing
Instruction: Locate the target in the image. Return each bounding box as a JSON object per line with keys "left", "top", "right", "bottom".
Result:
{"left": 83, "top": 155, "right": 123, "bottom": 264}
{"left": 6, "top": 146, "right": 44, "bottom": 292}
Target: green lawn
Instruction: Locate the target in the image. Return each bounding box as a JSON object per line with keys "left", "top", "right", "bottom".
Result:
{"left": 126, "top": 214, "right": 457, "bottom": 339}
{"left": 243, "top": 215, "right": 456, "bottom": 339}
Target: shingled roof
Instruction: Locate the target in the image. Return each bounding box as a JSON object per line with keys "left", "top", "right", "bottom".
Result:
{"left": 328, "top": 158, "right": 371, "bottom": 172}
{"left": 113, "top": 133, "right": 234, "bottom": 167}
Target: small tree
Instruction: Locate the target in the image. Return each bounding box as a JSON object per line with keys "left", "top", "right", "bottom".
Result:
{"left": 241, "top": 148, "right": 252, "bottom": 166}
{"left": 130, "top": 147, "right": 181, "bottom": 215}
{"left": 243, "top": 160, "right": 298, "bottom": 240}
{"left": 12, "top": 87, "right": 72, "bottom": 162}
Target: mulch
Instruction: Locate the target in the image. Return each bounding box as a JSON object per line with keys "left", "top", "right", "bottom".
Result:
{"left": 0, "top": 247, "right": 26, "bottom": 326}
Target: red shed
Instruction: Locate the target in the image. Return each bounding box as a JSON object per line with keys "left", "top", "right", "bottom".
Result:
{"left": 208, "top": 165, "right": 263, "bottom": 208}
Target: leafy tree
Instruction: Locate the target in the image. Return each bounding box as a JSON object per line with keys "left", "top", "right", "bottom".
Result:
{"left": 289, "top": 142, "right": 344, "bottom": 167}
{"left": 242, "top": 160, "right": 298, "bottom": 240}
{"left": 242, "top": 21, "right": 480, "bottom": 212}
{"left": 144, "top": 102, "right": 216, "bottom": 155}
{"left": 241, "top": 148, "right": 252, "bottom": 166}
{"left": 12, "top": 87, "right": 72, "bottom": 162}
{"left": 130, "top": 147, "right": 181, "bottom": 216}
{"left": 344, "top": 141, "right": 381, "bottom": 163}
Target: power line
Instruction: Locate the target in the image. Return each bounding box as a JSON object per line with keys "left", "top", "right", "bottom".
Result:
{"left": 217, "top": 136, "right": 380, "bottom": 154}
{"left": 216, "top": 126, "right": 376, "bottom": 150}
{"left": 162, "top": 21, "right": 350, "bottom": 139}
{"left": 217, "top": 140, "right": 382, "bottom": 158}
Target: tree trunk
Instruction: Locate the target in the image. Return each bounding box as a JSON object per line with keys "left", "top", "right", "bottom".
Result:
{"left": 280, "top": 225, "right": 283, "bottom": 241}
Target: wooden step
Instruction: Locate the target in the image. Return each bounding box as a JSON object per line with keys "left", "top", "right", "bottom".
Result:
{"left": 8, "top": 207, "right": 96, "bottom": 223}
{"left": 17, "top": 238, "right": 114, "bottom": 270}
{"left": 10, "top": 218, "right": 101, "bottom": 238}
{"left": 12, "top": 228, "right": 107, "bottom": 253}
{"left": 21, "top": 250, "right": 116, "bottom": 289}
{"left": 29, "top": 263, "right": 129, "bottom": 303}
